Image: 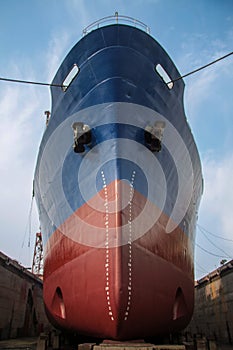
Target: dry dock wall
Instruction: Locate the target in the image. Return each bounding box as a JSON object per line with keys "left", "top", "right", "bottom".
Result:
{"left": 0, "top": 251, "right": 51, "bottom": 340}
{"left": 185, "top": 260, "right": 233, "bottom": 345}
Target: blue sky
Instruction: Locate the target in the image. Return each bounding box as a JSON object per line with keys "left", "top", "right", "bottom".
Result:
{"left": 0, "top": 0, "right": 233, "bottom": 279}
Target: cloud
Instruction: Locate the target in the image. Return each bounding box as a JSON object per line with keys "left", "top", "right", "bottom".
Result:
{"left": 195, "top": 152, "right": 233, "bottom": 278}
{"left": 185, "top": 67, "right": 218, "bottom": 119}
{"left": 66, "top": 0, "right": 92, "bottom": 30}
{"left": 0, "top": 8, "right": 88, "bottom": 265}
{"left": 0, "top": 17, "right": 77, "bottom": 266}
{"left": 178, "top": 26, "right": 233, "bottom": 125}
{"left": 200, "top": 153, "right": 233, "bottom": 238}
{"left": 0, "top": 71, "right": 49, "bottom": 266}
{"left": 184, "top": 54, "right": 232, "bottom": 118}
{"left": 45, "top": 31, "right": 71, "bottom": 83}
{"left": 180, "top": 32, "right": 233, "bottom": 278}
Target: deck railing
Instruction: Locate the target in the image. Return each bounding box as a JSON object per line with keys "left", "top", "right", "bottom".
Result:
{"left": 83, "top": 13, "right": 150, "bottom": 36}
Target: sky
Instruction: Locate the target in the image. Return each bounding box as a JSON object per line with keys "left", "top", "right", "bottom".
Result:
{"left": 0, "top": 0, "right": 233, "bottom": 280}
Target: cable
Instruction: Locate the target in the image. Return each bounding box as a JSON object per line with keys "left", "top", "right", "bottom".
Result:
{"left": 197, "top": 224, "right": 233, "bottom": 242}
{"left": 196, "top": 243, "right": 231, "bottom": 258}
{"left": 198, "top": 225, "right": 232, "bottom": 259}
{"left": 0, "top": 76, "right": 66, "bottom": 88}
{"left": 0, "top": 52, "right": 232, "bottom": 88}
{"left": 27, "top": 197, "right": 34, "bottom": 248}
{"left": 195, "top": 260, "right": 209, "bottom": 274}
{"left": 21, "top": 187, "right": 35, "bottom": 249}
{"left": 168, "top": 51, "right": 233, "bottom": 84}
{"left": 21, "top": 196, "right": 34, "bottom": 248}
{"left": 195, "top": 226, "right": 233, "bottom": 276}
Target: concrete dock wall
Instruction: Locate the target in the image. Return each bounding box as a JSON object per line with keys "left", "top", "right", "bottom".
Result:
{"left": 184, "top": 260, "right": 233, "bottom": 345}
{"left": 0, "top": 251, "right": 51, "bottom": 340}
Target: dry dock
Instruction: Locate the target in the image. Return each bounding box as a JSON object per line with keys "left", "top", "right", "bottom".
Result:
{"left": 0, "top": 251, "right": 51, "bottom": 340}
{"left": 184, "top": 260, "right": 233, "bottom": 345}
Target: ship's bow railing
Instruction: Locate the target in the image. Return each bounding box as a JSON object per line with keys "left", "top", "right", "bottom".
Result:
{"left": 83, "top": 12, "right": 150, "bottom": 36}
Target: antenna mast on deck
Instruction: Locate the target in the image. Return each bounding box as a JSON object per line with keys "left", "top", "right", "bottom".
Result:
{"left": 32, "top": 232, "right": 43, "bottom": 278}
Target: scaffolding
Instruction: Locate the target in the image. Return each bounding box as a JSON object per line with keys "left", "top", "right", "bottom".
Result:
{"left": 32, "top": 232, "right": 43, "bottom": 278}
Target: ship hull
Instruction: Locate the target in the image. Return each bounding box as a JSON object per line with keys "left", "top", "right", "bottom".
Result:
{"left": 34, "top": 24, "right": 203, "bottom": 339}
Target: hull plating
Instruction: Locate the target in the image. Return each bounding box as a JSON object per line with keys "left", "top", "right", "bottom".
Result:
{"left": 44, "top": 182, "right": 194, "bottom": 339}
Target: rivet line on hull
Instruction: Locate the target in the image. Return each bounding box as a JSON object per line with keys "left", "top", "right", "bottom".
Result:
{"left": 124, "top": 170, "right": 136, "bottom": 321}
{"left": 101, "top": 170, "right": 114, "bottom": 321}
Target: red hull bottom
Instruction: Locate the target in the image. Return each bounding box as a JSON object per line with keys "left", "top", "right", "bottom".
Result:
{"left": 43, "top": 182, "right": 194, "bottom": 340}
{"left": 44, "top": 239, "right": 193, "bottom": 340}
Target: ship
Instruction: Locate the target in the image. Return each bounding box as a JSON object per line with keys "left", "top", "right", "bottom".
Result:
{"left": 34, "top": 15, "right": 203, "bottom": 340}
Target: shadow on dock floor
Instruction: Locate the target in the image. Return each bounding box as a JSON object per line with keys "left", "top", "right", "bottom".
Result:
{"left": 0, "top": 337, "right": 37, "bottom": 350}
{"left": 0, "top": 337, "right": 232, "bottom": 350}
